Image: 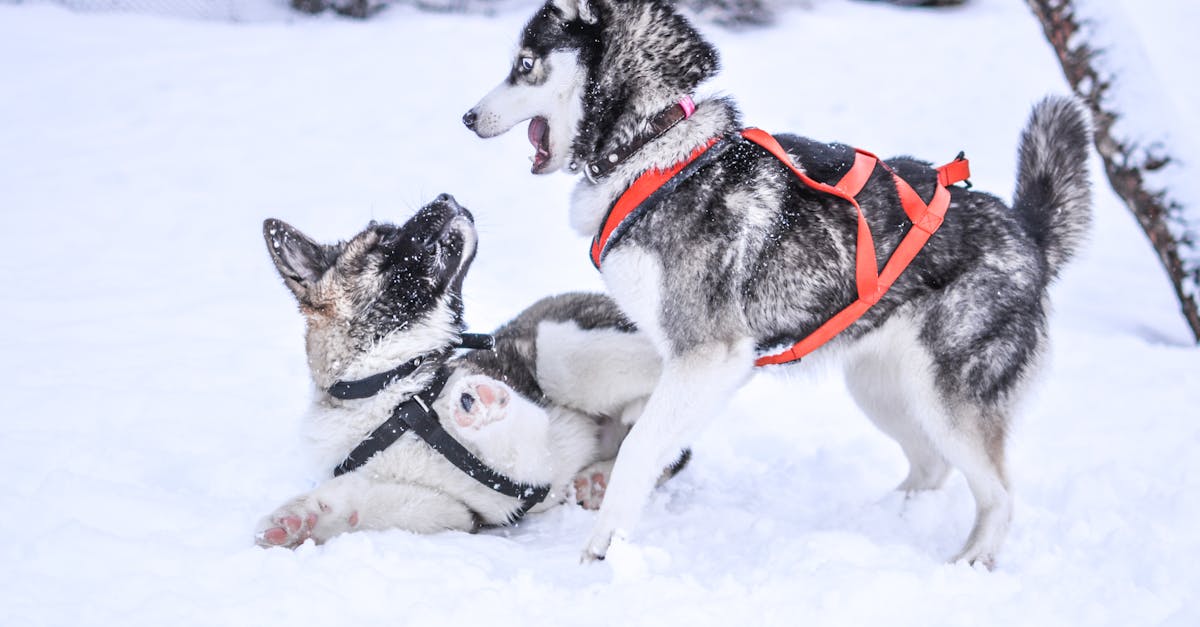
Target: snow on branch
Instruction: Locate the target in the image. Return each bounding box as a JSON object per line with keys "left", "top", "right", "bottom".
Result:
{"left": 1026, "top": 0, "right": 1200, "bottom": 342}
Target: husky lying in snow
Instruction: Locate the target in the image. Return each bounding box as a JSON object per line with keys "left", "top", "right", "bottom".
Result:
{"left": 463, "top": 0, "right": 1093, "bottom": 567}
{"left": 255, "top": 196, "right": 670, "bottom": 548}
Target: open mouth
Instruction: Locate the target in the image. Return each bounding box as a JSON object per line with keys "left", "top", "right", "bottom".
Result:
{"left": 527, "top": 116, "right": 551, "bottom": 173}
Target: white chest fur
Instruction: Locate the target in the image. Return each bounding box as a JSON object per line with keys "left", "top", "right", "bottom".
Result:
{"left": 598, "top": 247, "right": 670, "bottom": 358}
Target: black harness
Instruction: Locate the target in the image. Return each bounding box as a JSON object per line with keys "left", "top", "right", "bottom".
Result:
{"left": 326, "top": 333, "right": 495, "bottom": 401}
{"left": 329, "top": 332, "right": 551, "bottom": 525}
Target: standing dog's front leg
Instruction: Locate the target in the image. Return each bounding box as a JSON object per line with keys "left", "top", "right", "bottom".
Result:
{"left": 582, "top": 340, "right": 755, "bottom": 561}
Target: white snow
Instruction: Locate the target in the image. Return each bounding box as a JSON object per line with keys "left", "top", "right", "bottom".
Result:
{"left": 1, "top": 1, "right": 1198, "bottom": 625}
{"left": 1074, "top": 0, "right": 1200, "bottom": 288}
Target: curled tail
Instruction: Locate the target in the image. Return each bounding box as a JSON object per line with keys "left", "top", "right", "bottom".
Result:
{"left": 1013, "top": 95, "right": 1094, "bottom": 280}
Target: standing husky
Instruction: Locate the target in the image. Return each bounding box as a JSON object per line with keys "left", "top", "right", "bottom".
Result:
{"left": 463, "top": 0, "right": 1092, "bottom": 567}
{"left": 256, "top": 196, "right": 663, "bottom": 547}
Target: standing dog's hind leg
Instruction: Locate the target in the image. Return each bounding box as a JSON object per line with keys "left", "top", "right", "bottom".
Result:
{"left": 581, "top": 340, "right": 755, "bottom": 562}
{"left": 926, "top": 403, "right": 1012, "bottom": 569}
{"left": 845, "top": 319, "right": 1011, "bottom": 566}
{"left": 895, "top": 434, "right": 952, "bottom": 493}
{"left": 844, "top": 347, "right": 951, "bottom": 493}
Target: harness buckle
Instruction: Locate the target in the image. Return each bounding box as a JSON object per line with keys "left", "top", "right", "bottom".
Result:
{"left": 938, "top": 151, "right": 972, "bottom": 189}
{"left": 457, "top": 333, "right": 495, "bottom": 350}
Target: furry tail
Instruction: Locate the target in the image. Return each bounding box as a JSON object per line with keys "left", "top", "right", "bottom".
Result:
{"left": 1013, "top": 95, "right": 1094, "bottom": 279}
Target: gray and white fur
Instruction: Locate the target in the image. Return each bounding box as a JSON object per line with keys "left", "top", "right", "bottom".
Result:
{"left": 255, "top": 196, "right": 664, "bottom": 548}
{"left": 463, "top": 0, "right": 1093, "bottom": 567}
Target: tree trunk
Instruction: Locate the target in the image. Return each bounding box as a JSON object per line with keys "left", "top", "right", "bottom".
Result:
{"left": 1026, "top": 0, "right": 1200, "bottom": 342}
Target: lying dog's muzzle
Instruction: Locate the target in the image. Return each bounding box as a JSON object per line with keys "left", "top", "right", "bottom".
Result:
{"left": 427, "top": 193, "right": 474, "bottom": 226}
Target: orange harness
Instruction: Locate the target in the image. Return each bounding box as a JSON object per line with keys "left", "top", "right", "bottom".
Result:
{"left": 589, "top": 128, "right": 971, "bottom": 366}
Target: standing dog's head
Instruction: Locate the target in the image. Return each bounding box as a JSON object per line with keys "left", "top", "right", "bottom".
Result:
{"left": 462, "top": 0, "right": 719, "bottom": 175}
{"left": 263, "top": 194, "right": 477, "bottom": 390}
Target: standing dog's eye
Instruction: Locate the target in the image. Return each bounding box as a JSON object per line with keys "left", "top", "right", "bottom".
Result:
{"left": 460, "top": 393, "right": 475, "bottom": 412}
{"left": 518, "top": 56, "right": 535, "bottom": 73}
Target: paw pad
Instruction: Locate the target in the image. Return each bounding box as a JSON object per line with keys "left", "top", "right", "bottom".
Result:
{"left": 451, "top": 377, "right": 511, "bottom": 430}
{"left": 575, "top": 472, "right": 607, "bottom": 510}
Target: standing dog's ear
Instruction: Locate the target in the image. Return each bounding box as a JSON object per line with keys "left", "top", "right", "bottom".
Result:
{"left": 263, "top": 218, "right": 337, "bottom": 304}
{"left": 551, "top": 0, "right": 598, "bottom": 23}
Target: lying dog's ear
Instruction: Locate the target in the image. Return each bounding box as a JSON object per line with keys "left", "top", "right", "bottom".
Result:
{"left": 551, "top": 0, "right": 597, "bottom": 24}
{"left": 263, "top": 218, "right": 336, "bottom": 304}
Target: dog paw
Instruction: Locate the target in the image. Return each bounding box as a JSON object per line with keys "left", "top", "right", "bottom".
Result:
{"left": 255, "top": 496, "right": 360, "bottom": 549}
{"left": 573, "top": 460, "right": 614, "bottom": 510}
{"left": 449, "top": 375, "right": 511, "bottom": 432}
{"left": 581, "top": 527, "right": 616, "bottom": 563}
{"left": 574, "top": 471, "right": 608, "bottom": 510}
{"left": 951, "top": 548, "right": 997, "bottom": 571}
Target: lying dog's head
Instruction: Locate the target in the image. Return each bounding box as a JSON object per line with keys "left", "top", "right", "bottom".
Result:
{"left": 462, "top": 0, "right": 719, "bottom": 175}
{"left": 264, "top": 194, "right": 477, "bottom": 389}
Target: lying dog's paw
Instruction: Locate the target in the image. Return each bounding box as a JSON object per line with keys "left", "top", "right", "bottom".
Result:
{"left": 443, "top": 374, "right": 555, "bottom": 483}
{"left": 255, "top": 494, "right": 359, "bottom": 549}
{"left": 574, "top": 472, "right": 608, "bottom": 510}
{"left": 449, "top": 375, "right": 511, "bottom": 432}
{"left": 573, "top": 460, "right": 614, "bottom": 510}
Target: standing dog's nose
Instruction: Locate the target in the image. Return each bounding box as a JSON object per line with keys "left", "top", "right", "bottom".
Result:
{"left": 436, "top": 193, "right": 458, "bottom": 207}
{"left": 462, "top": 110, "right": 477, "bottom": 131}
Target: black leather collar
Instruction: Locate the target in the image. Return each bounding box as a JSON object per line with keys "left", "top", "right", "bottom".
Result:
{"left": 578, "top": 97, "right": 696, "bottom": 182}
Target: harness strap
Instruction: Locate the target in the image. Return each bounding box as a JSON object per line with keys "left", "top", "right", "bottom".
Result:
{"left": 588, "top": 127, "right": 969, "bottom": 367}
{"left": 397, "top": 378, "right": 551, "bottom": 524}
{"left": 327, "top": 332, "right": 496, "bottom": 400}
{"left": 333, "top": 367, "right": 551, "bottom": 524}
{"left": 328, "top": 356, "right": 426, "bottom": 400}
{"left": 590, "top": 136, "right": 724, "bottom": 268}
{"left": 741, "top": 128, "right": 883, "bottom": 306}
{"left": 746, "top": 128, "right": 968, "bottom": 366}
{"left": 333, "top": 367, "right": 453, "bottom": 476}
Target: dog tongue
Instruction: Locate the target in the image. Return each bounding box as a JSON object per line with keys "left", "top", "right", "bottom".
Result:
{"left": 527, "top": 117, "right": 547, "bottom": 150}
{"left": 527, "top": 117, "right": 550, "bottom": 170}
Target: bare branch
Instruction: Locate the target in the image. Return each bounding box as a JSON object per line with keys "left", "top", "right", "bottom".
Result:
{"left": 1026, "top": 0, "right": 1200, "bottom": 341}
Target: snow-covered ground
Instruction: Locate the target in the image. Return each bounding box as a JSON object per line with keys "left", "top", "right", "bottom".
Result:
{"left": 2, "top": 1, "right": 1198, "bottom": 625}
